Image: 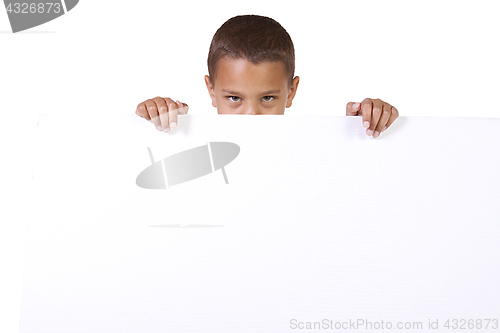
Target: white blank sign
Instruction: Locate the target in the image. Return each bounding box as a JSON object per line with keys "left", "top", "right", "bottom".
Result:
{"left": 21, "top": 114, "right": 500, "bottom": 332}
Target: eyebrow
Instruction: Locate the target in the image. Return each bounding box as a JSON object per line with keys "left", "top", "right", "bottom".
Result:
{"left": 221, "top": 89, "right": 281, "bottom": 95}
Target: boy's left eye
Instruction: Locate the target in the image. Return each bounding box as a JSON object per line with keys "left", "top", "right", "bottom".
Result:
{"left": 262, "top": 96, "right": 275, "bottom": 102}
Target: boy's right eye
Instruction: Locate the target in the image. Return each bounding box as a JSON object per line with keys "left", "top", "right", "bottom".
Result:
{"left": 228, "top": 96, "right": 242, "bottom": 103}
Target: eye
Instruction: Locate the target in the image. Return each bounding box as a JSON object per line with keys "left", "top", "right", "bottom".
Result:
{"left": 228, "top": 96, "right": 242, "bottom": 103}
{"left": 262, "top": 96, "right": 275, "bottom": 102}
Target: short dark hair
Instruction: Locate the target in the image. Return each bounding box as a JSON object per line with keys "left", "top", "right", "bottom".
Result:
{"left": 207, "top": 15, "right": 295, "bottom": 87}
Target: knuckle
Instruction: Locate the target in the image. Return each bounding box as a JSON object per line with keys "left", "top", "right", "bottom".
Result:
{"left": 166, "top": 100, "right": 177, "bottom": 109}
{"left": 383, "top": 107, "right": 391, "bottom": 117}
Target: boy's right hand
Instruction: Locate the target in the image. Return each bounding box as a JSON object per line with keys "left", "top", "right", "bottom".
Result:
{"left": 136, "top": 97, "right": 189, "bottom": 133}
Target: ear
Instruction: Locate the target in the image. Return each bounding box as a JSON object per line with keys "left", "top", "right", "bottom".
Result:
{"left": 204, "top": 75, "right": 217, "bottom": 108}
{"left": 285, "top": 76, "right": 300, "bottom": 108}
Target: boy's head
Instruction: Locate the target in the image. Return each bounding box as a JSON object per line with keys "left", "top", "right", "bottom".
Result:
{"left": 205, "top": 15, "right": 300, "bottom": 115}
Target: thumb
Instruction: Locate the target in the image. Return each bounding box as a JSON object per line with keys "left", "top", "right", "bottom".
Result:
{"left": 346, "top": 102, "right": 361, "bottom": 116}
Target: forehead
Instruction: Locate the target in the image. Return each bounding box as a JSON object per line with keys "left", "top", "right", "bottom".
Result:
{"left": 214, "top": 57, "right": 288, "bottom": 93}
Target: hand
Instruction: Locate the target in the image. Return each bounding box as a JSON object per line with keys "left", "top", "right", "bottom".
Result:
{"left": 346, "top": 98, "right": 399, "bottom": 138}
{"left": 136, "top": 97, "right": 189, "bottom": 133}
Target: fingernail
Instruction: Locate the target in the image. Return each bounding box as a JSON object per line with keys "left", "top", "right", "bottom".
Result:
{"left": 156, "top": 125, "right": 162, "bottom": 131}
{"left": 382, "top": 126, "right": 387, "bottom": 132}
{"left": 163, "top": 128, "right": 170, "bottom": 133}
{"left": 374, "top": 131, "right": 379, "bottom": 138}
{"left": 367, "top": 130, "right": 373, "bottom": 136}
{"left": 170, "top": 122, "right": 176, "bottom": 128}
{"left": 364, "top": 121, "right": 369, "bottom": 128}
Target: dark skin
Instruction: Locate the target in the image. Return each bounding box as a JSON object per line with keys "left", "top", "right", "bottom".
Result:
{"left": 136, "top": 57, "right": 399, "bottom": 137}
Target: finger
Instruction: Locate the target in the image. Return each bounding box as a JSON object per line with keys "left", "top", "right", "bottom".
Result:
{"left": 367, "top": 99, "right": 383, "bottom": 136}
{"left": 373, "top": 103, "right": 392, "bottom": 138}
{"left": 383, "top": 106, "right": 399, "bottom": 132}
{"left": 136, "top": 102, "right": 152, "bottom": 122}
{"left": 177, "top": 101, "right": 189, "bottom": 115}
{"left": 162, "top": 98, "right": 179, "bottom": 132}
{"left": 172, "top": 101, "right": 188, "bottom": 124}
{"left": 346, "top": 102, "right": 361, "bottom": 116}
{"left": 168, "top": 101, "right": 181, "bottom": 129}
{"left": 361, "top": 98, "right": 373, "bottom": 129}
{"left": 151, "top": 97, "right": 169, "bottom": 131}
{"left": 145, "top": 99, "right": 162, "bottom": 130}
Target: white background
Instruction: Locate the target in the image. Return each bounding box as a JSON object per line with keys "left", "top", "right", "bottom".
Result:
{"left": 1, "top": 1, "right": 499, "bottom": 332}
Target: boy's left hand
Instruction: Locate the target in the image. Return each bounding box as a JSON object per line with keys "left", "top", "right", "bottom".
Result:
{"left": 346, "top": 98, "right": 399, "bottom": 138}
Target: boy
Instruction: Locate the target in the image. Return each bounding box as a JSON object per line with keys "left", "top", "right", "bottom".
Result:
{"left": 135, "top": 15, "right": 399, "bottom": 138}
